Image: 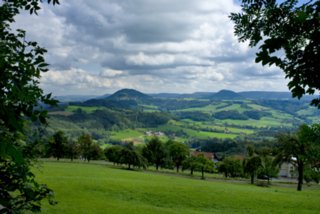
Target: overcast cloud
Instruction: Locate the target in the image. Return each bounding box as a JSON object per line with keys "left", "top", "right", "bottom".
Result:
{"left": 14, "top": 0, "right": 289, "bottom": 95}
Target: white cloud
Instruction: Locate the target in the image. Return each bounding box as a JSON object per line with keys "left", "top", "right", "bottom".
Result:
{"left": 13, "top": 0, "right": 290, "bottom": 95}
{"left": 42, "top": 68, "right": 113, "bottom": 88}
{"left": 100, "top": 69, "right": 126, "bottom": 77}
{"left": 126, "top": 52, "right": 175, "bottom": 66}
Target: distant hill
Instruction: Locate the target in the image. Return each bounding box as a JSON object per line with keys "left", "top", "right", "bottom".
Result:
{"left": 151, "top": 90, "right": 314, "bottom": 101}
{"left": 150, "top": 93, "right": 188, "bottom": 99}
{"left": 208, "top": 90, "right": 243, "bottom": 100}
{"left": 150, "top": 92, "right": 214, "bottom": 99}
{"left": 239, "top": 91, "right": 292, "bottom": 100}
{"left": 56, "top": 95, "right": 97, "bottom": 102}
{"left": 79, "top": 89, "right": 152, "bottom": 109}
{"left": 108, "top": 88, "right": 152, "bottom": 101}
{"left": 95, "top": 93, "right": 110, "bottom": 99}
{"left": 66, "top": 89, "right": 317, "bottom": 108}
{"left": 239, "top": 91, "right": 316, "bottom": 101}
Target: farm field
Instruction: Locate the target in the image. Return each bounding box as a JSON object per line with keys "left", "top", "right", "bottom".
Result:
{"left": 36, "top": 161, "right": 320, "bottom": 214}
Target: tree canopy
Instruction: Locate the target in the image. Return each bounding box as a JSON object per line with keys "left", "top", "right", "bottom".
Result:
{"left": 275, "top": 124, "right": 320, "bottom": 191}
{"left": 0, "top": 1, "right": 59, "bottom": 212}
{"left": 230, "top": 0, "right": 320, "bottom": 107}
{"left": 168, "top": 141, "right": 189, "bottom": 172}
{"left": 142, "top": 137, "right": 167, "bottom": 170}
{"left": 50, "top": 131, "right": 67, "bottom": 160}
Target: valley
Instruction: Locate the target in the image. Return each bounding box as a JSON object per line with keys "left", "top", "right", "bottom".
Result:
{"left": 48, "top": 89, "right": 320, "bottom": 152}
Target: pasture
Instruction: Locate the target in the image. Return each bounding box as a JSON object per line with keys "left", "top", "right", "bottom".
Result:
{"left": 36, "top": 161, "right": 320, "bottom": 214}
{"left": 65, "top": 105, "right": 105, "bottom": 113}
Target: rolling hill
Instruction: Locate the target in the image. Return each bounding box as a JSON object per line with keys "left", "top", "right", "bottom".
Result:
{"left": 207, "top": 90, "right": 243, "bottom": 100}
{"left": 48, "top": 88, "right": 320, "bottom": 148}
{"left": 107, "top": 88, "right": 152, "bottom": 101}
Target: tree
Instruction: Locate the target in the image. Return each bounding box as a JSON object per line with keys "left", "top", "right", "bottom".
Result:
{"left": 49, "top": 131, "right": 67, "bottom": 160}
{"left": 304, "top": 165, "right": 320, "bottom": 184}
{"left": 230, "top": 1, "right": 320, "bottom": 107}
{"left": 119, "top": 143, "right": 146, "bottom": 169}
{"left": 168, "top": 141, "right": 189, "bottom": 172}
{"left": 274, "top": 124, "right": 320, "bottom": 191}
{"left": 142, "top": 137, "right": 167, "bottom": 170}
{"left": 104, "top": 145, "right": 123, "bottom": 165}
{"left": 183, "top": 155, "right": 214, "bottom": 179}
{"left": 244, "top": 156, "right": 262, "bottom": 184}
{"left": 256, "top": 149, "right": 279, "bottom": 184}
{"left": 243, "top": 146, "right": 262, "bottom": 184}
{"left": 0, "top": 0, "right": 59, "bottom": 212}
{"left": 119, "top": 148, "right": 144, "bottom": 169}
{"left": 195, "top": 154, "right": 214, "bottom": 180}
{"left": 87, "top": 142, "right": 103, "bottom": 161}
{"left": 183, "top": 156, "right": 198, "bottom": 175}
{"left": 217, "top": 157, "right": 242, "bottom": 178}
{"left": 65, "top": 140, "right": 79, "bottom": 161}
{"left": 78, "top": 134, "right": 93, "bottom": 162}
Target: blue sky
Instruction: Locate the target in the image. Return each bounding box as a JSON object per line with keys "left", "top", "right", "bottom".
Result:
{"left": 14, "top": 0, "right": 289, "bottom": 96}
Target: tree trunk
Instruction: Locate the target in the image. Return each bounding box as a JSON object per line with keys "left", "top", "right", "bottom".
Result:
{"left": 297, "top": 161, "right": 304, "bottom": 191}
{"left": 156, "top": 164, "right": 159, "bottom": 170}
{"left": 250, "top": 174, "right": 254, "bottom": 184}
{"left": 201, "top": 168, "right": 205, "bottom": 180}
{"left": 190, "top": 168, "right": 194, "bottom": 175}
{"left": 176, "top": 164, "right": 179, "bottom": 173}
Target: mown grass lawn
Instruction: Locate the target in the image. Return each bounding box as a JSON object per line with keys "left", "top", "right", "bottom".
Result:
{"left": 36, "top": 161, "right": 320, "bottom": 214}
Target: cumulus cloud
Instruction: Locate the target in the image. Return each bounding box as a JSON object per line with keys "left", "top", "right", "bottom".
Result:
{"left": 126, "top": 52, "right": 176, "bottom": 66}
{"left": 13, "top": 0, "right": 289, "bottom": 95}
{"left": 100, "top": 69, "right": 127, "bottom": 77}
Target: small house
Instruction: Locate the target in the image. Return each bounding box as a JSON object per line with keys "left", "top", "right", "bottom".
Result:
{"left": 191, "top": 151, "right": 215, "bottom": 162}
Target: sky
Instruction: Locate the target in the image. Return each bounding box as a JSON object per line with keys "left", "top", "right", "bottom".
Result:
{"left": 13, "top": 0, "right": 290, "bottom": 96}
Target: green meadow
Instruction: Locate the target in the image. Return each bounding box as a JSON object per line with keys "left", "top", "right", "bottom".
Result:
{"left": 156, "top": 124, "right": 238, "bottom": 139}
{"left": 36, "top": 161, "right": 320, "bottom": 214}
{"left": 109, "top": 129, "right": 144, "bottom": 141}
{"left": 65, "top": 105, "right": 105, "bottom": 113}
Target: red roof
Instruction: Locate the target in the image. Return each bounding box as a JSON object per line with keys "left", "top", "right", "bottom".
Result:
{"left": 191, "top": 151, "right": 214, "bottom": 160}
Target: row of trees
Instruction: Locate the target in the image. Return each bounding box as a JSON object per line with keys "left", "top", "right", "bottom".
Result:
{"left": 46, "top": 133, "right": 215, "bottom": 179}
{"left": 48, "top": 124, "right": 320, "bottom": 190}
{"left": 48, "top": 131, "right": 103, "bottom": 162}
{"left": 217, "top": 148, "right": 278, "bottom": 185}
{"left": 218, "top": 124, "right": 320, "bottom": 190}
{"left": 105, "top": 138, "right": 214, "bottom": 179}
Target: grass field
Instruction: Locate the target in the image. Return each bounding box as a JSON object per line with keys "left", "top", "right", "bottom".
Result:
{"left": 156, "top": 124, "right": 238, "bottom": 139}
{"left": 109, "top": 129, "right": 145, "bottom": 144}
{"left": 65, "top": 105, "right": 105, "bottom": 113}
{"left": 35, "top": 161, "right": 320, "bottom": 214}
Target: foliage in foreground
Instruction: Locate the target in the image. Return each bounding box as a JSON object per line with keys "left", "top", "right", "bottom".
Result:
{"left": 274, "top": 124, "right": 320, "bottom": 190}
{"left": 0, "top": 0, "right": 59, "bottom": 212}
{"left": 230, "top": 0, "right": 320, "bottom": 107}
